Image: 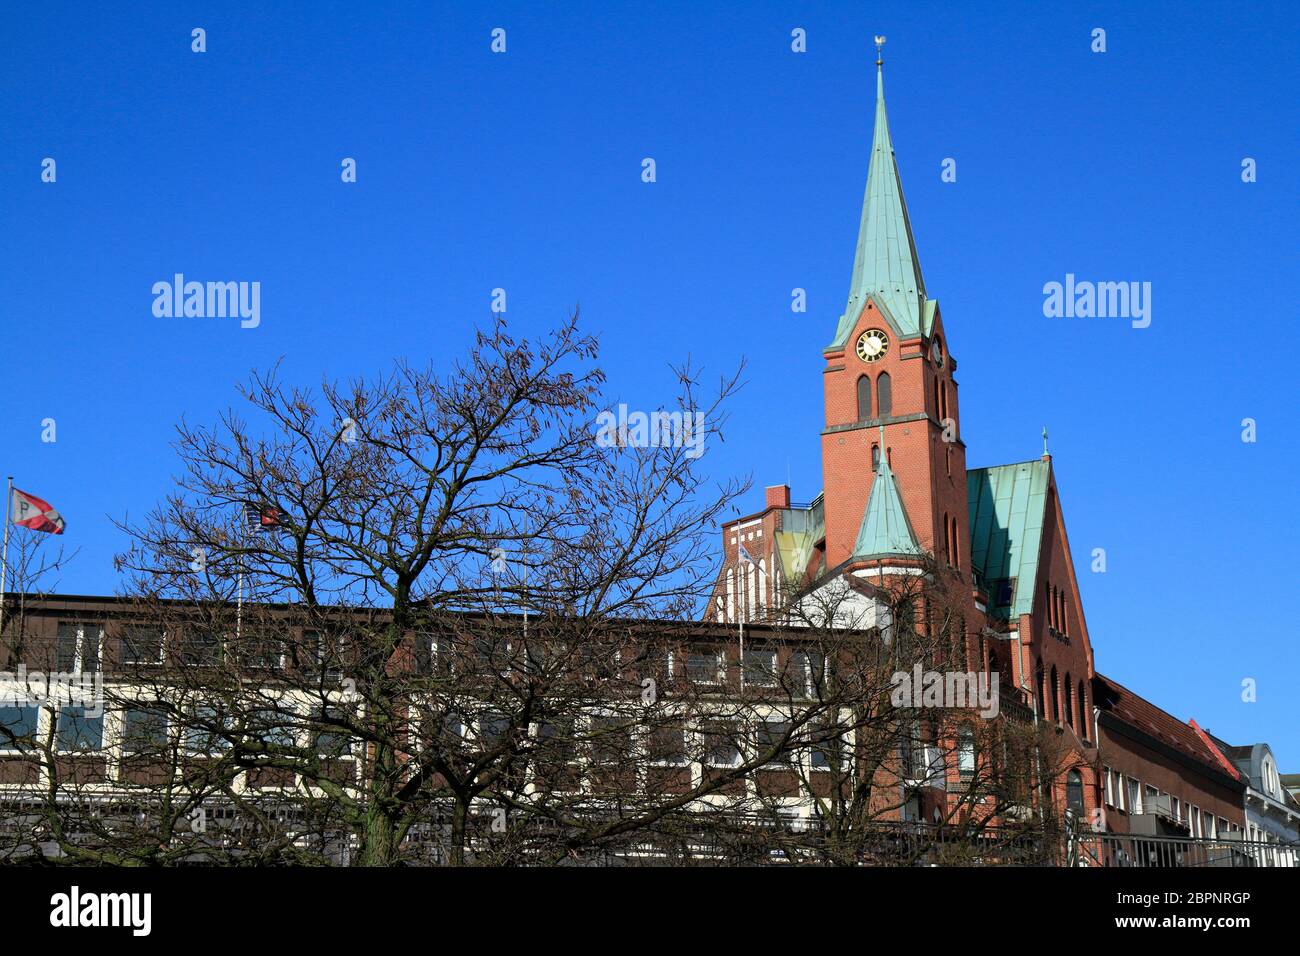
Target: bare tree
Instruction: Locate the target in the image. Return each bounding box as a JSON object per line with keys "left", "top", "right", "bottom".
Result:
{"left": 91, "top": 311, "right": 774, "bottom": 865}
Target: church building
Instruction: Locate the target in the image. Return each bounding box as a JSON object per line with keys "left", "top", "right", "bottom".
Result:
{"left": 706, "top": 50, "right": 1193, "bottom": 834}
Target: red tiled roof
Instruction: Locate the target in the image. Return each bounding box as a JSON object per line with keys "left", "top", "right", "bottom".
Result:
{"left": 1094, "top": 673, "right": 1235, "bottom": 779}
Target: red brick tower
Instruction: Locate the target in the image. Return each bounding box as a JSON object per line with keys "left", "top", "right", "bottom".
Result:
{"left": 819, "top": 55, "right": 969, "bottom": 576}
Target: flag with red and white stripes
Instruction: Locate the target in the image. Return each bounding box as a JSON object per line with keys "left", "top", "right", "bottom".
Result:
{"left": 10, "top": 488, "right": 65, "bottom": 534}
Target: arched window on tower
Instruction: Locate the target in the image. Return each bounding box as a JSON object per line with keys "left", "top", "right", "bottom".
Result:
{"left": 1036, "top": 660, "right": 1047, "bottom": 716}
{"left": 1049, "top": 666, "right": 1059, "bottom": 723}
{"left": 1063, "top": 674, "right": 1074, "bottom": 730}
{"left": 1078, "top": 679, "right": 1089, "bottom": 739}
{"left": 871, "top": 443, "right": 880, "bottom": 472}
{"left": 940, "top": 380, "right": 949, "bottom": 421}
{"left": 933, "top": 378, "right": 941, "bottom": 419}
{"left": 877, "top": 372, "right": 892, "bottom": 418}
{"left": 942, "top": 512, "right": 951, "bottom": 564}
{"left": 856, "top": 375, "right": 872, "bottom": 422}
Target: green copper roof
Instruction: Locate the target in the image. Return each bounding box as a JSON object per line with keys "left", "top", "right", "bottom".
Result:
{"left": 967, "top": 460, "right": 1051, "bottom": 618}
{"left": 852, "top": 431, "right": 924, "bottom": 559}
{"left": 830, "top": 63, "right": 929, "bottom": 348}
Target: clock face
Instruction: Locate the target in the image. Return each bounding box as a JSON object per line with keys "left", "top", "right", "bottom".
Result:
{"left": 856, "top": 328, "right": 890, "bottom": 363}
{"left": 930, "top": 338, "right": 944, "bottom": 367}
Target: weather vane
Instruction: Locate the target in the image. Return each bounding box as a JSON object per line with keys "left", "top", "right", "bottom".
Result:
{"left": 874, "top": 35, "right": 886, "bottom": 66}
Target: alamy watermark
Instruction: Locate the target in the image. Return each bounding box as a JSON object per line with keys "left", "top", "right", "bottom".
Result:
{"left": 0, "top": 665, "right": 105, "bottom": 717}
{"left": 1042, "top": 274, "right": 1151, "bottom": 328}
{"left": 152, "top": 274, "right": 261, "bottom": 329}
{"left": 890, "top": 664, "right": 1000, "bottom": 718}
{"left": 595, "top": 404, "right": 705, "bottom": 459}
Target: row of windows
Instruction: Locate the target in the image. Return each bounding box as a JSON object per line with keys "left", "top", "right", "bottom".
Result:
{"left": 855, "top": 372, "right": 892, "bottom": 422}
{"left": 0, "top": 703, "right": 349, "bottom": 757}
{"left": 1036, "top": 661, "right": 1091, "bottom": 740}
{"left": 854, "top": 371, "right": 952, "bottom": 425}
{"left": 1045, "top": 582, "right": 1070, "bottom": 636}
{"left": 416, "top": 635, "right": 830, "bottom": 698}
{"left": 941, "top": 513, "right": 961, "bottom": 570}
{"left": 1102, "top": 766, "right": 1236, "bottom": 839}
{"left": 932, "top": 377, "right": 950, "bottom": 423}
{"left": 4, "top": 622, "right": 343, "bottom": 674}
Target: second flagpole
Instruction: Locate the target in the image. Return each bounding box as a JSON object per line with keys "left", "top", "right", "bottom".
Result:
{"left": 0, "top": 477, "right": 11, "bottom": 642}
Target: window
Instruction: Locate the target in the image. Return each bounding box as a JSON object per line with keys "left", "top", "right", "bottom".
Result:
{"left": 876, "top": 372, "right": 892, "bottom": 417}
{"left": 56, "top": 705, "right": 104, "bottom": 752}
{"left": 788, "top": 649, "right": 824, "bottom": 698}
{"left": 1049, "top": 666, "right": 1059, "bottom": 723}
{"left": 589, "top": 716, "right": 633, "bottom": 766}
{"left": 56, "top": 623, "right": 79, "bottom": 671}
{"left": 871, "top": 443, "right": 880, "bottom": 472}
{"left": 957, "top": 724, "right": 976, "bottom": 778}
{"left": 57, "top": 622, "right": 100, "bottom": 673}
{"left": 244, "top": 630, "right": 284, "bottom": 671}
{"left": 121, "top": 627, "right": 164, "bottom": 666}
{"left": 250, "top": 709, "right": 297, "bottom": 749}
{"left": 534, "top": 717, "right": 575, "bottom": 775}
{"left": 687, "top": 650, "right": 723, "bottom": 686}
{"left": 0, "top": 704, "right": 39, "bottom": 751}
{"left": 313, "top": 706, "right": 352, "bottom": 757}
{"left": 477, "top": 714, "right": 511, "bottom": 752}
{"left": 1066, "top": 770, "right": 1084, "bottom": 815}
{"left": 1103, "top": 767, "right": 1114, "bottom": 806}
{"left": 1127, "top": 777, "right": 1142, "bottom": 814}
{"left": 856, "top": 375, "right": 872, "bottom": 421}
{"left": 178, "top": 627, "right": 223, "bottom": 666}
{"left": 809, "top": 720, "right": 844, "bottom": 771}
{"left": 648, "top": 721, "right": 688, "bottom": 766}
{"left": 1063, "top": 676, "right": 1074, "bottom": 730}
{"left": 742, "top": 646, "right": 776, "bottom": 686}
{"left": 755, "top": 719, "right": 792, "bottom": 767}
{"left": 122, "top": 707, "right": 170, "bottom": 753}
{"left": 1077, "top": 680, "right": 1088, "bottom": 738}
{"left": 701, "top": 720, "right": 741, "bottom": 768}
{"left": 942, "top": 513, "right": 951, "bottom": 564}
{"left": 185, "top": 706, "right": 233, "bottom": 754}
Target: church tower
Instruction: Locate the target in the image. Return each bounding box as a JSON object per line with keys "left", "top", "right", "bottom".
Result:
{"left": 820, "top": 49, "right": 970, "bottom": 578}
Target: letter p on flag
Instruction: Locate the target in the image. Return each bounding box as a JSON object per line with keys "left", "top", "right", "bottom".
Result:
{"left": 11, "top": 488, "right": 65, "bottom": 534}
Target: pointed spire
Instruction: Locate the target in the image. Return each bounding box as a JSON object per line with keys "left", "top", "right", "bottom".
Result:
{"left": 852, "top": 427, "right": 924, "bottom": 559}
{"left": 829, "top": 45, "right": 928, "bottom": 347}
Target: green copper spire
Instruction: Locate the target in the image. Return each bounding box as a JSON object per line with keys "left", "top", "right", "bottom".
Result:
{"left": 852, "top": 427, "right": 924, "bottom": 559}
{"left": 829, "top": 52, "right": 929, "bottom": 348}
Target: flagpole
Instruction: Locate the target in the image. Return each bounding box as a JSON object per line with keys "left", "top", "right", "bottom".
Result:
{"left": 237, "top": 507, "right": 245, "bottom": 643}
{"left": 738, "top": 560, "right": 745, "bottom": 695}
{"left": 0, "top": 477, "right": 11, "bottom": 642}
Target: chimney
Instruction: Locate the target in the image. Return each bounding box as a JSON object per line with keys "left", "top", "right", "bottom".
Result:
{"left": 765, "top": 484, "right": 791, "bottom": 509}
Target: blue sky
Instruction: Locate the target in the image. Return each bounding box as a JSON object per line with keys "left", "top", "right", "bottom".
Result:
{"left": 1, "top": 2, "right": 1296, "bottom": 764}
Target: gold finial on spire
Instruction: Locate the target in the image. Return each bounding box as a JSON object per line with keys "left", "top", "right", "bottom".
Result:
{"left": 874, "top": 34, "right": 886, "bottom": 66}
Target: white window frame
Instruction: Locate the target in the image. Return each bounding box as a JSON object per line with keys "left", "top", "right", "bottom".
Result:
{"left": 0, "top": 702, "right": 42, "bottom": 754}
